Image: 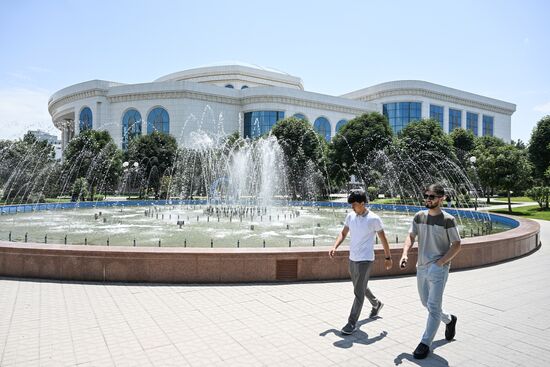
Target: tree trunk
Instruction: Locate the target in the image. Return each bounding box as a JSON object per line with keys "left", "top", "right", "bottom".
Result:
{"left": 507, "top": 191, "right": 512, "bottom": 213}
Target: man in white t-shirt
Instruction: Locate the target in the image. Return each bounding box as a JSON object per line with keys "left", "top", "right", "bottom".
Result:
{"left": 329, "top": 189, "right": 393, "bottom": 335}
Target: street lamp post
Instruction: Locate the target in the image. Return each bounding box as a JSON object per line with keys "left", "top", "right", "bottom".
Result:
{"left": 469, "top": 156, "right": 478, "bottom": 211}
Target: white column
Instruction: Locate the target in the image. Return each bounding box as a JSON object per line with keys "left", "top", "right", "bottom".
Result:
{"left": 443, "top": 106, "right": 449, "bottom": 133}
{"left": 480, "top": 115, "right": 484, "bottom": 136}
{"left": 421, "top": 100, "right": 429, "bottom": 119}
{"left": 96, "top": 101, "right": 102, "bottom": 129}
{"left": 62, "top": 126, "right": 67, "bottom": 150}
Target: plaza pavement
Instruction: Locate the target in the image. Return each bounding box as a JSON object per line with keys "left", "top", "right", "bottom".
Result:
{"left": 0, "top": 220, "right": 549, "bottom": 366}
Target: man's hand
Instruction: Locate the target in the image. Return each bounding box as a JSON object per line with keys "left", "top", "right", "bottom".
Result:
{"left": 329, "top": 247, "right": 337, "bottom": 258}
{"left": 399, "top": 256, "right": 408, "bottom": 269}
{"left": 384, "top": 258, "right": 393, "bottom": 270}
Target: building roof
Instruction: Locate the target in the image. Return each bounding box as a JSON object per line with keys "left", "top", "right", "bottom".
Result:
{"left": 154, "top": 63, "right": 303, "bottom": 90}
{"left": 341, "top": 80, "right": 516, "bottom": 115}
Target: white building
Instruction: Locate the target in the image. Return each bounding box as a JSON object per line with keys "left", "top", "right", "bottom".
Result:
{"left": 342, "top": 80, "right": 515, "bottom": 141}
{"left": 28, "top": 129, "right": 62, "bottom": 160}
{"left": 49, "top": 63, "right": 515, "bottom": 153}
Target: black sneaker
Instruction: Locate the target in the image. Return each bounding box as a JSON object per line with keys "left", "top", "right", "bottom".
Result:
{"left": 445, "top": 315, "right": 457, "bottom": 341}
{"left": 370, "top": 301, "right": 384, "bottom": 318}
{"left": 413, "top": 342, "right": 430, "bottom": 359}
{"left": 341, "top": 322, "right": 356, "bottom": 335}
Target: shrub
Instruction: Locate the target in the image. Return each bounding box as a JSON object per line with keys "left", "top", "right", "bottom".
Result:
{"left": 526, "top": 186, "right": 550, "bottom": 209}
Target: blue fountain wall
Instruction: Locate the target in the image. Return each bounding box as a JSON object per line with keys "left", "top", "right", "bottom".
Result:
{"left": 0, "top": 200, "right": 519, "bottom": 228}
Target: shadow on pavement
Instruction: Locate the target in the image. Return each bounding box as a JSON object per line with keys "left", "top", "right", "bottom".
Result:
{"left": 319, "top": 318, "right": 387, "bottom": 349}
{"left": 394, "top": 339, "right": 450, "bottom": 366}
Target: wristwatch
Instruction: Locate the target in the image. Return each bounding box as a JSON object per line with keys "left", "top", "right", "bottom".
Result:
{"left": 385, "top": 256, "right": 391, "bottom": 260}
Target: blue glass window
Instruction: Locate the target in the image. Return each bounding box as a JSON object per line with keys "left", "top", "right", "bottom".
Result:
{"left": 449, "top": 109, "right": 462, "bottom": 132}
{"left": 122, "top": 109, "right": 142, "bottom": 150}
{"left": 336, "top": 119, "right": 348, "bottom": 132}
{"left": 79, "top": 107, "right": 93, "bottom": 132}
{"left": 293, "top": 113, "right": 307, "bottom": 120}
{"left": 483, "top": 115, "right": 494, "bottom": 136}
{"left": 244, "top": 111, "right": 285, "bottom": 138}
{"left": 466, "top": 112, "right": 479, "bottom": 136}
{"left": 314, "top": 117, "right": 331, "bottom": 142}
{"left": 225, "top": 84, "right": 234, "bottom": 89}
{"left": 382, "top": 102, "right": 422, "bottom": 134}
{"left": 430, "top": 105, "right": 444, "bottom": 129}
{"left": 147, "top": 107, "right": 169, "bottom": 134}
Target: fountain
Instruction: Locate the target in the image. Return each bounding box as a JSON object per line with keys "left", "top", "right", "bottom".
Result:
{"left": 0, "top": 111, "right": 541, "bottom": 282}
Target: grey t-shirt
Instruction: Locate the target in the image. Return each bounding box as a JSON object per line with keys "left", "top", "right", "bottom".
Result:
{"left": 409, "top": 210, "right": 461, "bottom": 266}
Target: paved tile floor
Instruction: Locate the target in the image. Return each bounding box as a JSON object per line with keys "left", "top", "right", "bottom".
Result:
{"left": 1, "top": 220, "right": 549, "bottom": 366}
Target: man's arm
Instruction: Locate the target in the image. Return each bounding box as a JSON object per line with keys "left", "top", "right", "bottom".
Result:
{"left": 399, "top": 232, "right": 416, "bottom": 269}
{"left": 329, "top": 226, "right": 349, "bottom": 258}
{"left": 436, "top": 240, "right": 462, "bottom": 266}
{"left": 377, "top": 230, "right": 393, "bottom": 270}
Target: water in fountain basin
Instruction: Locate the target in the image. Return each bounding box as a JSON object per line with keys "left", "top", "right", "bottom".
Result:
{"left": 0, "top": 204, "right": 510, "bottom": 247}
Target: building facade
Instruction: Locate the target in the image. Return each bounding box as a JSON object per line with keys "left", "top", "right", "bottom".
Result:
{"left": 28, "top": 129, "right": 62, "bottom": 160}
{"left": 49, "top": 63, "right": 515, "bottom": 153}
{"left": 342, "top": 80, "right": 515, "bottom": 141}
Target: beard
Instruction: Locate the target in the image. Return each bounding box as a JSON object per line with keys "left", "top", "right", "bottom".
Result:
{"left": 425, "top": 202, "right": 440, "bottom": 209}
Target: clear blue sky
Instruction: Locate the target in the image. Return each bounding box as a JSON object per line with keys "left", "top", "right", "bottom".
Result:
{"left": 1, "top": 0, "right": 549, "bottom": 143}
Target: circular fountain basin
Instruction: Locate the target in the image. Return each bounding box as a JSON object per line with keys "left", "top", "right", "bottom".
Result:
{"left": 0, "top": 201, "right": 540, "bottom": 282}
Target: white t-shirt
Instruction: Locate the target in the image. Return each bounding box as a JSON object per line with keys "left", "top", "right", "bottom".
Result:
{"left": 344, "top": 210, "right": 384, "bottom": 261}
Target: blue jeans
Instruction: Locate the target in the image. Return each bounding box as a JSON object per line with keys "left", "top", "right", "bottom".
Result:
{"left": 417, "top": 263, "right": 452, "bottom": 346}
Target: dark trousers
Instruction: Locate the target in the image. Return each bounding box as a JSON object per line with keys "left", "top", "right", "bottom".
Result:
{"left": 348, "top": 260, "right": 379, "bottom": 325}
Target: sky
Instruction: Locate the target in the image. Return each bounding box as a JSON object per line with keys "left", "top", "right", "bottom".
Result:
{"left": 0, "top": 0, "right": 549, "bottom": 143}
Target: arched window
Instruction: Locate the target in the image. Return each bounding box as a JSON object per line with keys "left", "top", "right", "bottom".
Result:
{"left": 79, "top": 107, "right": 93, "bottom": 132}
{"left": 241, "top": 85, "right": 249, "bottom": 89}
{"left": 314, "top": 117, "right": 331, "bottom": 142}
{"left": 293, "top": 113, "right": 307, "bottom": 121}
{"left": 147, "top": 107, "right": 169, "bottom": 134}
{"left": 225, "top": 84, "right": 234, "bottom": 89}
{"left": 336, "top": 119, "right": 348, "bottom": 132}
{"left": 122, "top": 109, "right": 142, "bottom": 149}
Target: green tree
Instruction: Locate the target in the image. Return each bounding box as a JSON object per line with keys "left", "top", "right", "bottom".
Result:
{"left": 220, "top": 131, "right": 244, "bottom": 154}
{"left": 475, "top": 144, "right": 533, "bottom": 211}
{"left": 391, "top": 119, "right": 457, "bottom": 199}
{"left": 528, "top": 115, "right": 550, "bottom": 183}
{"left": 398, "top": 119, "right": 455, "bottom": 158}
{"left": 526, "top": 186, "right": 550, "bottom": 209}
{"left": 126, "top": 131, "right": 178, "bottom": 198}
{"left": 171, "top": 148, "right": 206, "bottom": 199}
{"left": 271, "top": 117, "right": 326, "bottom": 199}
{"left": 158, "top": 175, "right": 173, "bottom": 200}
{"left": 71, "top": 177, "right": 89, "bottom": 201}
{"left": 328, "top": 112, "right": 393, "bottom": 189}
{"left": 0, "top": 133, "right": 59, "bottom": 203}
{"left": 62, "top": 130, "right": 123, "bottom": 201}
{"left": 450, "top": 128, "right": 476, "bottom": 166}
{"left": 512, "top": 139, "right": 526, "bottom": 150}
{"left": 471, "top": 136, "right": 506, "bottom": 203}
{"left": 475, "top": 135, "right": 506, "bottom": 150}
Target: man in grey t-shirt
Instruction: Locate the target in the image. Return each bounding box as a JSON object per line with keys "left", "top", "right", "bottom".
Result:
{"left": 399, "top": 184, "right": 462, "bottom": 360}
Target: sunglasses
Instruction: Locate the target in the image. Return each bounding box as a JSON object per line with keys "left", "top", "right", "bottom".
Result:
{"left": 423, "top": 194, "right": 442, "bottom": 200}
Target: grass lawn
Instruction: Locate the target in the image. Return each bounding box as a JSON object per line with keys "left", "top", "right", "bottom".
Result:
{"left": 490, "top": 205, "right": 550, "bottom": 221}
{"left": 490, "top": 196, "right": 535, "bottom": 203}
{"left": 44, "top": 198, "right": 71, "bottom": 203}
